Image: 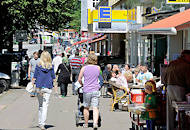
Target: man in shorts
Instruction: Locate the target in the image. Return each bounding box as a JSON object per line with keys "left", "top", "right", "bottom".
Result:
{"left": 28, "top": 51, "right": 40, "bottom": 97}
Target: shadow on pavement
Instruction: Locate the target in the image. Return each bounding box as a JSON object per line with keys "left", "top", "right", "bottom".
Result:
{"left": 29, "top": 125, "right": 55, "bottom": 129}
{"left": 45, "top": 125, "right": 55, "bottom": 129}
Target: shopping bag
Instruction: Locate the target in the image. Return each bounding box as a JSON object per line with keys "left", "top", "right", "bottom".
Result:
{"left": 74, "top": 81, "right": 82, "bottom": 91}
{"left": 26, "top": 82, "right": 35, "bottom": 93}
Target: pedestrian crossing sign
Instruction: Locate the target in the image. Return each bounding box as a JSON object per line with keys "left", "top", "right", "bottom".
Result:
{"left": 166, "top": 0, "right": 190, "bottom": 4}
{"left": 98, "top": 6, "right": 112, "bottom": 23}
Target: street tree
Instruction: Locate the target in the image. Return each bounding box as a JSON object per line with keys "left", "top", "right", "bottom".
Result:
{"left": 1, "top": 0, "right": 80, "bottom": 31}
{"left": 0, "top": 0, "right": 80, "bottom": 50}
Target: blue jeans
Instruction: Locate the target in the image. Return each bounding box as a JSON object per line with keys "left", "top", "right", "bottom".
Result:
{"left": 71, "top": 68, "right": 80, "bottom": 95}
{"left": 146, "top": 120, "right": 155, "bottom": 130}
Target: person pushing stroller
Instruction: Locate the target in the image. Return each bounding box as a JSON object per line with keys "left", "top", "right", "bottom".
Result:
{"left": 78, "top": 53, "right": 101, "bottom": 129}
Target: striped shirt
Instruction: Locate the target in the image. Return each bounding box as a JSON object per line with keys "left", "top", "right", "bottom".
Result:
{"left": 70, "top": 57, "right": 83, "bottom": 68}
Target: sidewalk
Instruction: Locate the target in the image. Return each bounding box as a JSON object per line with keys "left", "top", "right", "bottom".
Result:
{"left": 0, "top": 85, "right": 131, "bottom": 130}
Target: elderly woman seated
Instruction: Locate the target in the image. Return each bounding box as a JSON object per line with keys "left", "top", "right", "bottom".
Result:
{"left": 109, "top": 70, "right": 130, "bottom": 111}
{"left": 110, "top": 70, "right": 129, "bottom": 93}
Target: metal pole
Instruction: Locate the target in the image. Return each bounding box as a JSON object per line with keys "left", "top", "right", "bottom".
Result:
{"left": 151, "top": 34, "right": 154, "bottom": 73}
{"left": 18, "top": 42, "right": 22, "bottom": 52}
{"left": 167, "top": 35, "right": 170, "bottom": 62}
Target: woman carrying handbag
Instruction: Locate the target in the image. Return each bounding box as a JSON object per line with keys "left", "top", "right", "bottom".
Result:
{"left": 33, "top": 51, "right": 55, "bottom": 130}
{"left": 56, "top": 60, "right": 71, "bottom": 98}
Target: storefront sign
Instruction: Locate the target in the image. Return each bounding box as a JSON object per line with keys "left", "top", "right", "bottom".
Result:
{"left": 98, "top": 6, "right": 112, "bottom": 23}
{"left": 93, "top": 22, "right": 129, "bottom": 33}
{"left": 166, "top": 0, "right": 190, "bottom": 4}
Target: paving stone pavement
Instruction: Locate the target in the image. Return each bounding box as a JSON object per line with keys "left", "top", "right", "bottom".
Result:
{"left": 0, "top": 85, "right": 132, "bottom": 130}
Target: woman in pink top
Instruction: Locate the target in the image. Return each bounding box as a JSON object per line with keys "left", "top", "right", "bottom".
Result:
{"left": 78, "top": 53, "right": 100, "bottom": 129}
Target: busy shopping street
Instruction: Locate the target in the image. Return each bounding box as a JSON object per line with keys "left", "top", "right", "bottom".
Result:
{"left": 1, "top": 0, "right": 190, "bottom": 130}
{"left": 0, "top": 85, "right": 131, "bottom": 130}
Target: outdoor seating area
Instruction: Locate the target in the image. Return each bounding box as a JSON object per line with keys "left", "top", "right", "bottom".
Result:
{"left": 101, "top": 63, "right": 167, "bottom": 129}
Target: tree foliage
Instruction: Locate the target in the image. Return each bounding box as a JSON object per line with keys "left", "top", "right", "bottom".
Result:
{"left": 1, "top": 0, "right": 80, "bottom": 31}
{"left": 125, "top": 0, "right": 141, "bottom": 9}
{"left": 68, "top": 2, "right": 81, "bottom": 31}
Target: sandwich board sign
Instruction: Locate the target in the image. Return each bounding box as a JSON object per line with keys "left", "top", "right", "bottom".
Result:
{"left": 166, "top": 0, "right": 190, "bottom": 4}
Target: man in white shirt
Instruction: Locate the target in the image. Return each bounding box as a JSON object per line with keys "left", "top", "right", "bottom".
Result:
{"left": 136, "top": 65, "right": 153, "bottom": 84}
{"left": 52, "top": 52, "right": 62, "bottom": 73}
{"left": 52, "top": 52, "right": 62, "bottom": 94}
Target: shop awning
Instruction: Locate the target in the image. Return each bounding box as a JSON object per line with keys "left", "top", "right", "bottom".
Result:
{"left": 138, "top": 9, "right": 190, "bottom": 35}
{"left": 72, "top": 34, "right": 104, "bottom": 46}
{"left": 72, "top": 39, "right": 88, "bottom": 46}
{"left": 88, "top": 35, "right": 107, "bottom": 44}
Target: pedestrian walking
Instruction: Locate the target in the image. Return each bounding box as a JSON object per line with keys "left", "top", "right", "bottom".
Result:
{"left": 28, "top": 51, "right": 40, "bottom": 97}
{"left": 33, "top": 51, "right": 55, "bottom": 130}
{"left": 52, "top": 51, "right": 62, "bottom": 94}
{"left": 78, "top": 53, "right": 101, "bottom": 129}
{"left": 56, "top": 60, "right": 71, "bottom": 98}
{"left": 70, "top": 51, "right": 83, "bottom": 95}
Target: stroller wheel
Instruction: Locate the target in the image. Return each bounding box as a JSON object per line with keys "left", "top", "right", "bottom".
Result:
{"left": 75, "top": 113, "right": 79, "bottom": 127}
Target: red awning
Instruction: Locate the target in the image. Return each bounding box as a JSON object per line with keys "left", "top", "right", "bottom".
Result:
{"left": 139, "top": 9, "right": 190, "bottom": 35}
{"left": 72, "top": 34, "right": 104, "bottom": 46}
{"left": 88, "top": 35, "right": 107, "bottom": 44}
{"left": 72, "top": 39, "right": 88, "bottom": 46}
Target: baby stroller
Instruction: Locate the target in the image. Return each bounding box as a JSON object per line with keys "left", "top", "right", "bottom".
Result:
{"left": 75, "top": 87, "right": 101, "bottom": 127}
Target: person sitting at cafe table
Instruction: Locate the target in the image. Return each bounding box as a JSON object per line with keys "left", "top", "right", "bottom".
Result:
{"left": 103, "top": 64, "right": 112, "bottom": 81}
{"left": 141, "top": 80, "right": 157, "bottom": 130}
{"left": 136, "top": 65, "right": 153, "bottom": 84}
{"left": 122, "top": 64, "right": 131, "bottom": 74}
{"left": 133, "top": 68, "right": 140, "bottom": 84}
{"left": 110, "top": 71, "right": 129, "bottom": 93}
{"left": 112, "top": 64, "right": 119, "bottom": 73}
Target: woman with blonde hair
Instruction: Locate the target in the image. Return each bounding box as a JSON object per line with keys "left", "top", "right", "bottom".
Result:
{"left": 33, "top": 51, "right": 55, "bottom": 130}
{"left": 78, "top": 53, "right": 101, "bottom": 129}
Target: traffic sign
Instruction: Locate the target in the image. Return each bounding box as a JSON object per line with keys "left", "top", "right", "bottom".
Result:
{"left": 98, "top": 6, "right": 112, "bottom": 23}
{"left": 166, "top": 0, "right": 190, "bottom": 4}
{"left": 15, "top": 30, "right": 27, "bottom": 42}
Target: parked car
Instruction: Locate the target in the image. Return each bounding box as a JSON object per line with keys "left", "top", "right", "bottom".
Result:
{"left": 0, "top": 72, "right": 11, "bottom": 94}
{"left": 29, "top": 38, "right": 37, "bottom": 44}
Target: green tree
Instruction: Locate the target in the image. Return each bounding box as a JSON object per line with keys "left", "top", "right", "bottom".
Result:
{"left": 0, "top": 0, "right": 80, "bottom": 50}
{"left": 125, "top": 0, "right": 141, "bottom": 9}
{"left": 68, "top": 2, "right": 81, "bottom": 31}
{"left": 1, "top": 0, "right": 80, "bottom": 31}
